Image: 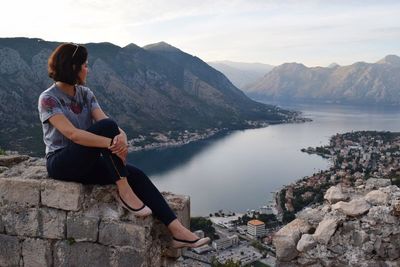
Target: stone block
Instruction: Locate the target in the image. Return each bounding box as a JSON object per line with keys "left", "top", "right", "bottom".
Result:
{"left": 0, "top": 166, "right": 8, "bottom": 173}
{"left": 110, "top": 247, "right": 145, "bottom": 267}
{"left": 0, "top": 234, "right": 21, "bottom": 266}
{"left": 22, "top": 237, "right": 52, "bottom": 267}
{"left": 67, "top": 215, "right": 99, "bottom": 242}
{"left": 4, "top": 208, "right": 39, "bottom": 237}
{"left": 162, "top": 192, "right": 190, "bottom": 228}
{"left": 0, "top": 177, "right": 41, "bottom": 207}
{"left": 20, "top": 165, "right": 48, "bottom": 180}
{"left": 38, "top": 208, "right": 67, "bottom": 239}
{"left": 0, "top": 213, "right": 4, "bottom": 233}
{"left": 99, "top": 220, "right": 147, "bottom": 248}
{"left": 0, "top": 154, "right": 29, "bottom": 167}
{"left": 41, "top": 179, "right": 84, "bottom": 211}
{"left": 54, "top": 241, "right": 111, "bottom": 267}
{"left": 161, "top": 192, "right": 190, "bottom": 258}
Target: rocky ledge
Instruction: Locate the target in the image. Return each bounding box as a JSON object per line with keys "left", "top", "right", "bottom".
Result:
{"left": 0, "top": 153, "right": 189, "bottom": 267}
{"left": 273, "top": 178, "right": 400, "bottom": 267}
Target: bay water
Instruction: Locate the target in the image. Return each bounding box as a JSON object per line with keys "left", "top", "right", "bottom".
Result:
{"left": 127, "top": 103, "right": 400, "bottom": 216}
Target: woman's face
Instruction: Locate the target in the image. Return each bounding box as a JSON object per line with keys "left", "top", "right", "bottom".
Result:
{"left": 78, "top": 61, "right": 89, "bottom": 85}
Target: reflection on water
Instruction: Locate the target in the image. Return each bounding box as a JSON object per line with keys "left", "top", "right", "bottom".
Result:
{"left": 127, "top": 132, "right": 228, "bottom": 176}
{"left": 127, "top": 103, "right": 400, "bottom": 216}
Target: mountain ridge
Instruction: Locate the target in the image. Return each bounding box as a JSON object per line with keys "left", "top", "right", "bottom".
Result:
{"left": 244, "top": 55, "right": 400, "bottom": 104}
{"left": 0, "top": 37, "right": 293, "bottom": 155}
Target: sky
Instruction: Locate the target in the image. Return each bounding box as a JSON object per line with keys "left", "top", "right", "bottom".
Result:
{"left": 2, "top": 0, "right": 400, "bottom": 67}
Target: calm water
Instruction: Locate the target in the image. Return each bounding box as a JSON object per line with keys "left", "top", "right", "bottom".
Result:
{"left": 127, "top": 103, "right": 400, "bottom": 216}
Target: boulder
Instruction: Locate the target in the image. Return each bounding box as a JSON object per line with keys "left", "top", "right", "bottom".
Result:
{"left": 324, "top": 185, "right": 347, "bottom": 204}
{"left": 313, "top": 218, "right": 339, "bottom": 245}
{"left": 273, "top": 218, "right": 311, "bottom": 261}
{"left": 296, "top": 234, "right": 316, "bottom": 252}
{"left": 332, "top": 198, "right": 371, "bottom": 217}
{"left": 365, "top": 178, "right": 391, "bottom": 190}
{"left": 365, "top": 190, "right": 389, "bottom": 206}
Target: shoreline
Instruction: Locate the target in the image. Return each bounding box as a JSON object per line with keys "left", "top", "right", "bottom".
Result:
{"left": 273, "top": 130, "right": 400, "bottom": 223}
{"left": 127, "top": 116, "right": 311, "bottom": 153}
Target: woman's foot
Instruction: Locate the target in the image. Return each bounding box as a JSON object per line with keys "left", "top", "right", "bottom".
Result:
{"left": 115, "top": 191, "right": 152, "bottom": 217}
{"left": 115, "top": 178, "right": 152, "bottom": 217}
{"left": 167, "top": 219, "right": 211, "bottom": 248}
{"left": 171, "top": 236, "right": 211, "bottom": 249}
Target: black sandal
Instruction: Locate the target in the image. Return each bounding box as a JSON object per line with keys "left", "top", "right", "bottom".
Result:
{"left": 171, "top": 236, "right": 211, "bottom": 249}
{"left": 114, "top": 192, "right": 152, "bottom": 217}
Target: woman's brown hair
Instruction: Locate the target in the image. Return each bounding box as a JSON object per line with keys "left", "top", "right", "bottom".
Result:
{"left": 48, "top": 43, "right": 88, "bottom": 85}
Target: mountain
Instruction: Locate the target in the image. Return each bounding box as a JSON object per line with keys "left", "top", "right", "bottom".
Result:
{"left": 207, "top": 60, "right": 274, "bottom": 90}
{"left": 0, "top": 38, "right": 293, "bottom": 155}
{"left": 245, "top": 55, "right": 400, "bottom": 104}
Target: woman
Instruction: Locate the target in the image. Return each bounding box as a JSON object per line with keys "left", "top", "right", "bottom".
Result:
{"left": 38, "top": 43, "right": 210, "bottom": 249}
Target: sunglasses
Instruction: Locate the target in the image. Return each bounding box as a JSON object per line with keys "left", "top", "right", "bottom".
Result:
{"left": 71, "top": 43, "right": 80, "bottom": 58}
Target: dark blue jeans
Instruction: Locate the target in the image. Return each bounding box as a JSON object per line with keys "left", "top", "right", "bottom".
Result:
{"left": 46, "top": 118, "right": 177, "bottom": 226}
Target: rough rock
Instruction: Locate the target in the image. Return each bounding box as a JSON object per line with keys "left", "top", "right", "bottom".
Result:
{"left": 273, "top": 218, "right": 311, "bottom": 261}
{"left": 392, "top": 200, "right": 400, "bottom": 217}
{"left": 313, "top": 218, "right": 339, "bottom": 245}
{"left": 365, "top": 190, "right": 389, "bottom": 206}
{"left": 365, "top": 178, "right": 391, "bottom": 189}
{"left": 296, "top": 234, "right": 316, "bottom": 252}
{"left": 332, "top": 198, "right": 371, "bottom": 217}
{"left": 275, "top": 184, "right": 400, "bottom": 266}
{"left": 324, "top": 185, "right": 347, "bottom": 204}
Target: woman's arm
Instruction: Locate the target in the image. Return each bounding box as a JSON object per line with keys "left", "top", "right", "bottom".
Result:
{"left": 92, "top": 108, "right": 127, "bottom": 140}
{"left": 48, "top": 114, "right": 112, "bottom": 148}
{"left": 91, "top": 107, "right": 128, "bottom": 162}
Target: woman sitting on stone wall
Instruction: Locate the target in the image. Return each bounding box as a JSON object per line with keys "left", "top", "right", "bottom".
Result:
{"left": 38, "top": 43, "right": 210, "bottom": 249}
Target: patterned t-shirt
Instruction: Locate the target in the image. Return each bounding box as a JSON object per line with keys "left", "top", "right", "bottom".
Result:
{"left": 38, "top": 83, "right": 101, "bottom": 154}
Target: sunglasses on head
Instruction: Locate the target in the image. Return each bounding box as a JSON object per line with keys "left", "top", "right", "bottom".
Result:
{"left": 71, "top": 43, "right": 80, "bottom": 58}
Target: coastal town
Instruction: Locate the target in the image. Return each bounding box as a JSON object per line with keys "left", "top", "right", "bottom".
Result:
{"left": 127, "top": 115, "right": 310, "bottom": 152}
{"left": 278, "top": 131, "right": 400, "bottom": 223}
{"left": 181, "top": 131, "right": 400, "bottom": 266}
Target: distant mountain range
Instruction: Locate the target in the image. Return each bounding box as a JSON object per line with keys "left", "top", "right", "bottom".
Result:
{"left": 0, "top": 38, "right": 293, "bottom": 155}
{"left": 244, "top": 55, "right": 400, "bottom": 104}
{"left": 207, "top": 60, "right": 274, "bottom": 89}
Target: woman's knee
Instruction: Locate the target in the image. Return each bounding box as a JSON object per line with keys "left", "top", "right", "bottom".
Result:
{"left": 91, "top": 118, "right": 119, "bottom": 137}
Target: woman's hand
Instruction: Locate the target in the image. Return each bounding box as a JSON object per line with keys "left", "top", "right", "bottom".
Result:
{"left": 108, "top": 133, "right": 128, "bottom": 155}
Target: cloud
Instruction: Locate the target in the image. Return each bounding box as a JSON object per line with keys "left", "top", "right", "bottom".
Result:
{"left": 1, "top": 0, "right": 399, "bottom": 66}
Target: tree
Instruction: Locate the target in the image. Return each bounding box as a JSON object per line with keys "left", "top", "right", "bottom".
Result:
{"left": 190, "top": 217, "right": 216, "bottom": 238}
{"left": 211, "top": 258, "right": 241, "bottom": 267}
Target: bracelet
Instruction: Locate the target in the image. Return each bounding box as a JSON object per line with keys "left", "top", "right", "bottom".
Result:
{"left": 110, "top": 137, "right": 114, "bottom": 146}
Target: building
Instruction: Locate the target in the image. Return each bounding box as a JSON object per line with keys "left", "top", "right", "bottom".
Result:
{"left": 260, "top": 205, "right": 273, "bottom": 215}
{"left": 216, "top": 245, "right": 262, "bottom": 266}
{"left": 237, "top": 226, "right": 247, "bottom": 235}
{"left": 212, "top": 235, "right": 239, "bottom": 250}
{"left": 191, "top": 245, "right": 213, "bottom": 254}
{"left": 247, "top": 219, "right": 266, "bottom": 238}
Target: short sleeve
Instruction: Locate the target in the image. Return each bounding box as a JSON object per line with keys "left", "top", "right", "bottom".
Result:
{"left": 87, "top": 88, "right": 101, "bottom": 111}
{"left": 38, "top": 94, "right": 63, "bottom": 123}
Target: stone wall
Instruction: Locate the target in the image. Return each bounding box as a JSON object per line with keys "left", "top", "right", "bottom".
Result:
{"left": 273, "top": 178, "right": 400, "bottom": 267}
{"left": 0, "top": 153, "right": 188, "bottom": 267}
